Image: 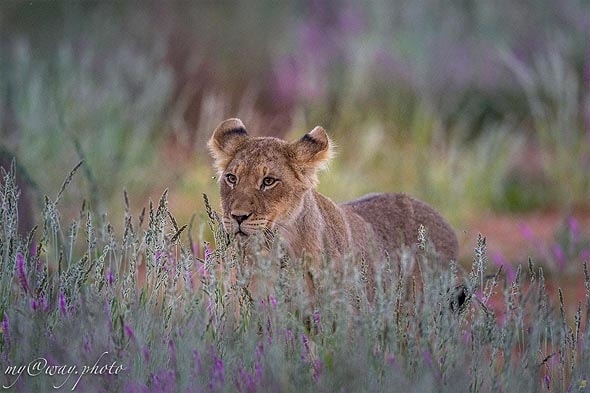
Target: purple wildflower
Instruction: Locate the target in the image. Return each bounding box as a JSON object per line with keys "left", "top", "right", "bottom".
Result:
{"left": 209, "top": 352, "right": 225, "bottom": 391}
{"left": 520, "top": 223, "right": 535, "bottom": 242}
{"left": 168, "top": 339, "right": 177, "bottom": 368}
{"left": 544, "top": 374, "right": 551, "bottom": 390}
{"left": 568, "top": 217, "right": 581, "bottom": 243}
{"left": 269, "top": 295, "right": 277, "bottom": 308}
{"left": 1, "top": 313, "right": 9, "bottom": 344}
{"left": 312, "top": 359, "right": 323, "bottom": 383}
{"left": 106, "top": 268, "right": 114, "bottom": 286}
{"left": 386, "top": 353, "right": 396, "bottom": 368}
{"left": 84, "top": 335, "right": 92, "bottom": 353}
{"left": 313, "top": 310, "right": 322, "bottom": 333}
{"left": 40, "top": 292, "right": 49, "bottom": 312}
{"left": 193, "top": 350, "right": 202, "bottom": 374}
{"left": 552, "top": 244, "right": 567, "bottom": 271}
{"left": 197, "top": 262, "right": 207, "bottom": 279}
{"left": 124, "top": 324, "right": 135, "bottom": 340}
{"left": 254, "top": 361, "right": 263, "bottom": 384}
{"left": 301, "top": 333, "right": 311, "bottom": 356}
{"left": 236, "top": 365, "right": 257, "bottom": 393}
{"left": 59, "top": 292, "right": 67, "bottom": 316}
{"left": 422, "top": 349, "right": 434, "bottom": 369}
{"left": 16, "top": 252, "right": 29, "bottom": 294}
{"left": 31, "top": 298, "right": 39, "bottom": 311}
{"left": 150, "top": 370, "right": 176, "bottom": 393}
{"left": 256, "top": 341, "right": 264, "bottom": 361}
{"left": 123, "top": 381, "right": 150, "bottom": 393}
{"left": 284, "top": 329, "right": 295, "bottom": 355}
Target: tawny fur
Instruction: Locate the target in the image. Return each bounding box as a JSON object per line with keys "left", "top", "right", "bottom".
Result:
{"left": 208, "top": 118, "right": 459, "bottom": 292}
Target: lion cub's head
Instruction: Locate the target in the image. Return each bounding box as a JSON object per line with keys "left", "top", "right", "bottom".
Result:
{"left": 208, "top": 118, "right": 333, "bottom": 239}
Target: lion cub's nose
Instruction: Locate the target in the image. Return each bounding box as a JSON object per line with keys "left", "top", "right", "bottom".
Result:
{"left": 231, "top": 210, "right": 252, "bottom": 225}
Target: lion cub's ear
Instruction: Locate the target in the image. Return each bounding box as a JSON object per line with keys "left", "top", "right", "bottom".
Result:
{"left": 208, "top": 118, "right": 249, "bottom": 174}
{"left": 291, "top": 126, "right": 334, "bottom": 187}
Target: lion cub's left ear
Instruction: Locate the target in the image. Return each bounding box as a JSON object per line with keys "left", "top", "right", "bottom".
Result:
{"left": 208, "top": 118, "right": 249, "bottom": 175}
{"left": 291, "top": 126, "right": 334, "bottom": 186}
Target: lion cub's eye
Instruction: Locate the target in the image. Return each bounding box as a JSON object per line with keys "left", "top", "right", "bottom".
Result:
{"left": 261, "top": 176, "right": 278, "bottom": 189}
{"left": 225, "top": 173, "right": 238, "bottom": 186}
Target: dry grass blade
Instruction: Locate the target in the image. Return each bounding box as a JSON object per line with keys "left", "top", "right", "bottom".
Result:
{"left": 55, "top": 160, "right": 84, "bottom": 206}
{"left": 171, "top": 224, "right": 187, "bottom": 244}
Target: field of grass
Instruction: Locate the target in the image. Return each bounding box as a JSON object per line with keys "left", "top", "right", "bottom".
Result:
{"left": 1, "top": 165, "right": 590, "bottom": 392}
{"left": 1, "top": 1, "right": 589, "bottom": 392}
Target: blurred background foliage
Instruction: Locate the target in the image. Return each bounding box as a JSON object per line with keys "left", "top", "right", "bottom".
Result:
{"left": 0, "top": 0, "right": 589, "bottom": 240}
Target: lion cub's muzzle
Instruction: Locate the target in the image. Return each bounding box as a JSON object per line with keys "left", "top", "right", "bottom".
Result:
{"left": 224, "top": 209, "right": 273, "bottom": 240}
{"left": 227, "top": 209, "right": 254, "bottom": 237}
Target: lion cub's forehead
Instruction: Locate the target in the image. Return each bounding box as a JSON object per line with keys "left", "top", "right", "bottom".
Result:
{"left": 229, "top": 137, "right": 293, "bottom": 175}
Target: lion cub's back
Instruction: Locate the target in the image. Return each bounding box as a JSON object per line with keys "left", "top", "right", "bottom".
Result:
{"left": 342, "top": 193, "right": 458, "bottom": 262}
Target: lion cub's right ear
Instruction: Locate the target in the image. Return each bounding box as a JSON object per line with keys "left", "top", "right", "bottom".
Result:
{"left": 208, "top": 118, "right": 249, "bottom": 175}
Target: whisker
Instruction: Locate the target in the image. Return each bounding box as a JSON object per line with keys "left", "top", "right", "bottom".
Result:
{"left": 265, "top": 218, "right": 295, "bottom": 237}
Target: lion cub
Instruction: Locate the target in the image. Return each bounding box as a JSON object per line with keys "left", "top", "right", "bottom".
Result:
{"left": 208, "top": 118, "right": 458, "bottom": 280}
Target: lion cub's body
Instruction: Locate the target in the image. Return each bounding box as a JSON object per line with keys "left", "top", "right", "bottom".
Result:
{"left": 282, "top": 190, "right": 458, "bottom": 283}
{"left": 208, "top": 119, "right": 458, "bottom": 293}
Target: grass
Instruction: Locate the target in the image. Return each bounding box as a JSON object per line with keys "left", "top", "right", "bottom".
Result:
{"left": 2, "top": 164, "right": 590, "bottom": 392}
{"left": 0, "top": 3, "right": 589, "bottom": 391}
